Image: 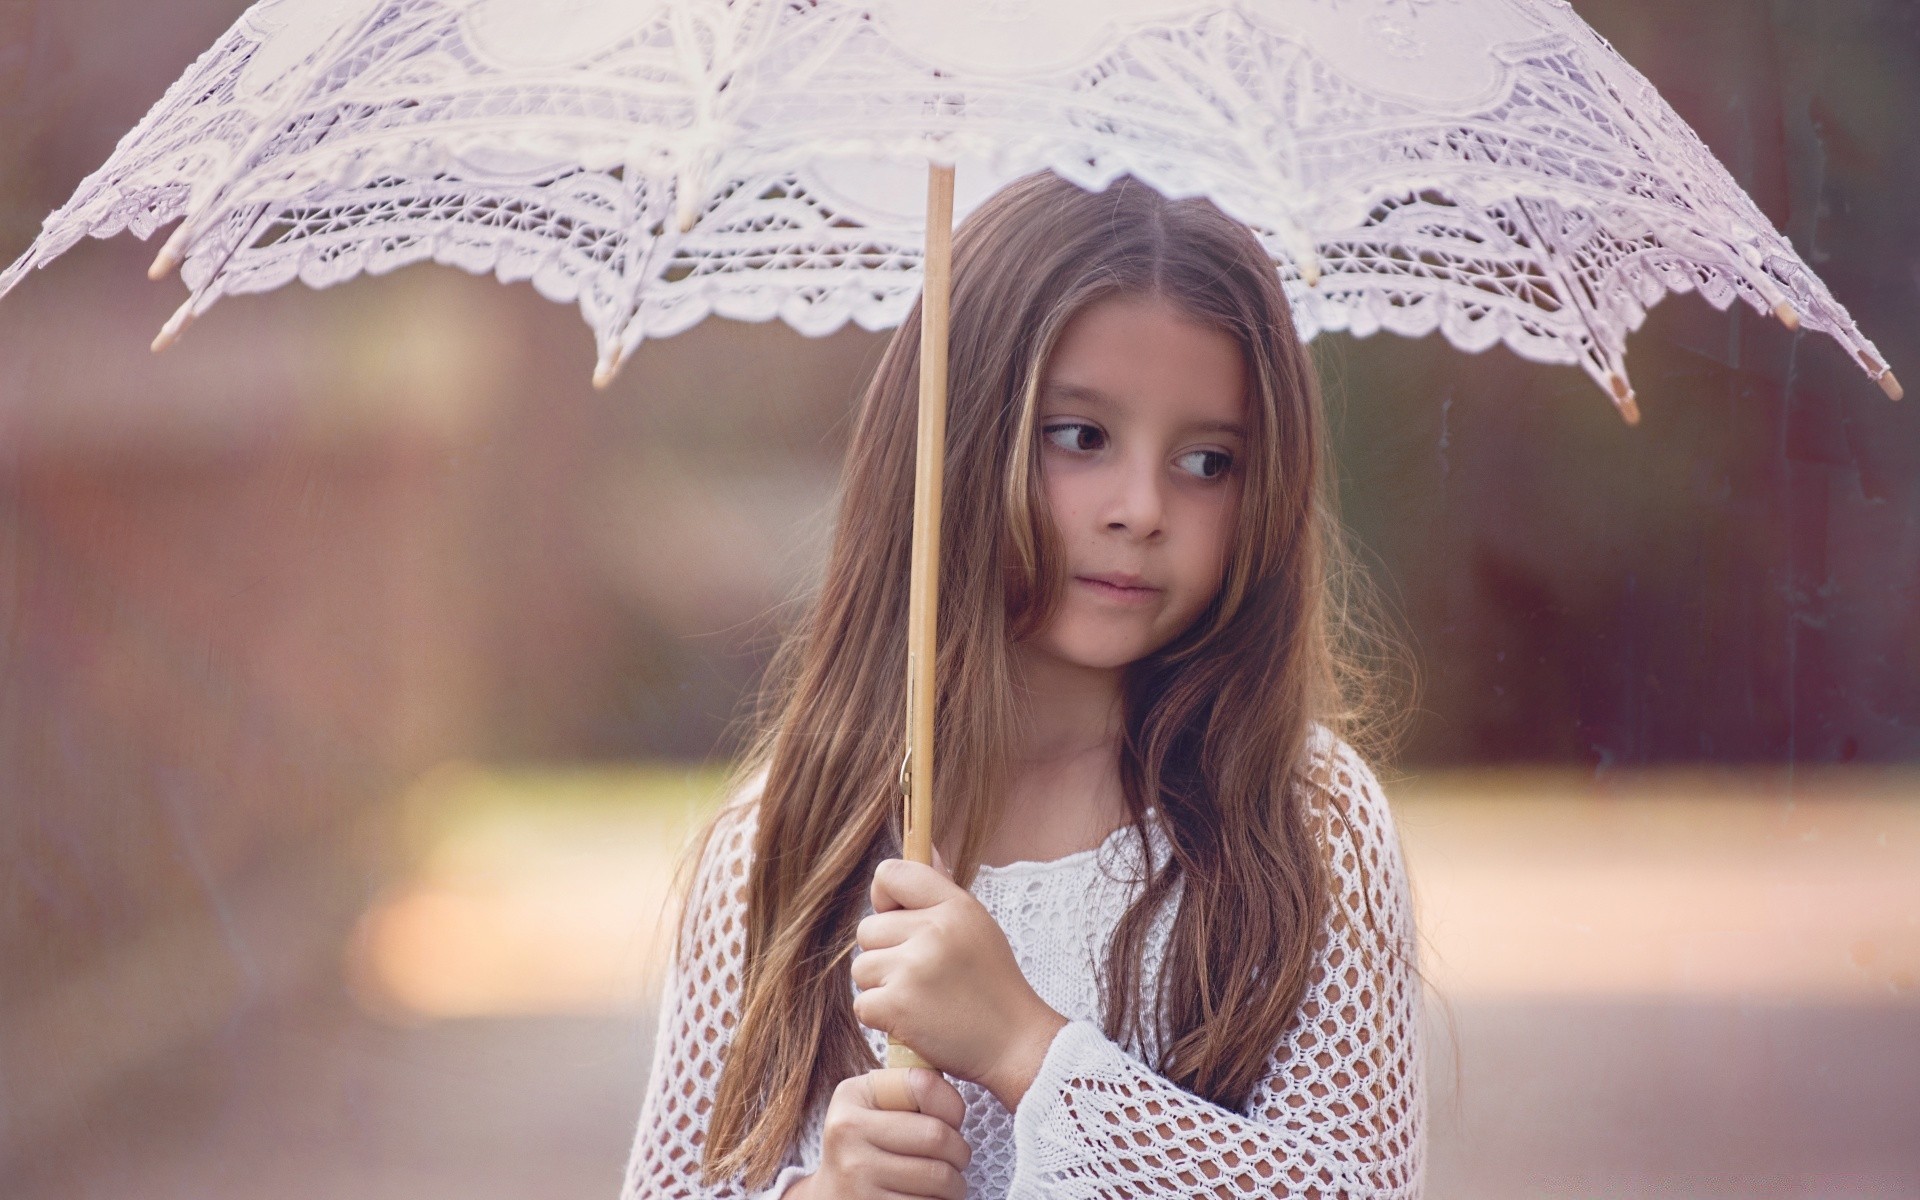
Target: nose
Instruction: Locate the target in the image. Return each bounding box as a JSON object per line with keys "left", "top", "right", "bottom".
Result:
{"left": 1101, "top": 450, "right": 1165, "bottom": 540}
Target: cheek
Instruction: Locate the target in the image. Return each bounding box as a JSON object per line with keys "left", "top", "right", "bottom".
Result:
{"left": 1209, "top": 500, "right": 1238, "bottom": 576}
{"left": 1181, "top": 496, "right": 1238, "bottom": 601}
{"left": 1040, "top": 461, "right": 1091, "bottom": 524}
{"left": 1037, "top": 468, "right": 1101, "bottom": 569}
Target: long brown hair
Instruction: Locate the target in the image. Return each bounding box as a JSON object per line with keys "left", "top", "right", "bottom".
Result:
{"left": 683, "top": 170, "right": 1412, "bottom": 1188}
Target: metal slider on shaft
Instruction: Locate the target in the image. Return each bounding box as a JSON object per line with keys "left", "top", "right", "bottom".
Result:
{"left": 873, "top": 160, "right": 954, "bottom": 1105}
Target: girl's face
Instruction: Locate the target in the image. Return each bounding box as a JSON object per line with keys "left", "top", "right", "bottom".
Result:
{"left": 1023, "top": 292, "right": 1248, "bottom": 673}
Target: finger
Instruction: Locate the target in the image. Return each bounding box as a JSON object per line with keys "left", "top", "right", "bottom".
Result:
{"left": 848, "top": 944, "right": 896, "bottom": 991}
{"left": 851, "top": 983, "right": 893, "bottom": 1034}
{"left": 855, "top": 909, "right": 918, "bottom": 952}
{"left": 931, "top": 843, "right": 951, "bottom": 877}
{"left": 908, "top": 1067, "right": 968, "bottom": 1131}
{"left": 871, "top": 858, "right": 960, "bottom": 914}
{"left": 864, "top": 1147, "right": 969, "bottom": 1200}
{"left": 866, "top": 1066, "right": 921, "bottom": 1113}
{"left": 864, "top": 1109, "right": 973, "bottom": 1174}
{"left": 852, "top": 940, "right": 910, "bottom": 990}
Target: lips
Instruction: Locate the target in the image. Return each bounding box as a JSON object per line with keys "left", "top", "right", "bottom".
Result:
{"left": 1076, "top": 572, "right": 1160, "bottom": 599}
{"left": 1080, "top": 571, "right": 1155, "bottom": 590}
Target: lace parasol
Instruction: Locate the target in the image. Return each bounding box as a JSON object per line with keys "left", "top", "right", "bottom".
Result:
{"left": 0, "top": 0, "right": 1901, "bottom": 421}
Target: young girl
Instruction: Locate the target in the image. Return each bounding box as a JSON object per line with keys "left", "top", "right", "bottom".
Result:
{"left": 620, "top": 170, "right": 1424, "bottom": 1199}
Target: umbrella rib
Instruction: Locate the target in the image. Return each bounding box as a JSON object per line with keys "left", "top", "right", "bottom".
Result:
{"left": 1512, "top": 194, "right": 1638, "bottom": 421}
{"left": 150, "top": 0, "right": 404, "bottom": 282}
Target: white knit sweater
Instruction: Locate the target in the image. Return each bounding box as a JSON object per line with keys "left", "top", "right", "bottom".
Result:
{"left": 621, "top": 724, "right": 1425, "bottom": 1198}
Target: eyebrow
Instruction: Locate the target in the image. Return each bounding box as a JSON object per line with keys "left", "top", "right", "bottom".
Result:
{"left": 1040, "top": 381, "right": 1247, "bottom": 437}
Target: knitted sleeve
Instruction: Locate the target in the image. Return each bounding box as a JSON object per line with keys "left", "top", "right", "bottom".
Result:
{"left": 619, "top": 786, "right": 812, "bottom": 1200}
{"left": 1005, "top": 736, "right": 1426, "bottom": 1198}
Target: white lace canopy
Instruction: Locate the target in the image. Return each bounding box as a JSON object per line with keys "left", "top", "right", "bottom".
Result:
{"left": 0, "top": 0, "right": 1899, "bottom": 419}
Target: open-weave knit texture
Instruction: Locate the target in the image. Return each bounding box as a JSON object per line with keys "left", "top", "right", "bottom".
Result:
{"left": 620, "top": 723, "right": 1424, "bottom": 1199}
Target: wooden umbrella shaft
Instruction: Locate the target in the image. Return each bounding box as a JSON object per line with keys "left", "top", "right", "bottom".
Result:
{"left": 884, "top": 162, "right": 954, "bottom": 1075}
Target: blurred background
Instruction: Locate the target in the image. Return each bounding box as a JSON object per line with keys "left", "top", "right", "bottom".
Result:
{"left": 1, "top": 1, "right": 1916, "bottom": 1197}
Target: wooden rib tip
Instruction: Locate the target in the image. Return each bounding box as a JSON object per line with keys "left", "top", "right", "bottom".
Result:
{"left": 1773, "top": 301, "right": 1800, "bottom": 331}
{"left": 1860, "top": 352, "right": 1901, "bottom": 400}
{"left": 147, "top": 224, "right": 190, "bottom": 281}
{"left": 150, "top": 305, "right": 194, "bottom": 353}
{"left": 1298, "top": 256, "right": 1321, "bottom": 288}
{"left": 146, "top": 247, "right": 179, "bottom": 282}
{"left": 592, "top": 362, "right": 616, "bottom": 390}
{"left": 1607, "top": 373, "right": 1640, "bottom": 425}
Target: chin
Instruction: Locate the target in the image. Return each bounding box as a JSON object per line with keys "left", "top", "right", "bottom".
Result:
{"left": 1048, "top": 634, "right": 1156, "bottom": 671}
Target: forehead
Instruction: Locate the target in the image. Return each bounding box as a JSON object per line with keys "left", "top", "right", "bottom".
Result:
{"left": 1039, "top": 294, "right": 1247, "bottom": 429}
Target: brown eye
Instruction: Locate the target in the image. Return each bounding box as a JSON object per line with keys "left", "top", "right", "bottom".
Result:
{"left": 1176, "top": 448, "right": 1233, "bottom": 480}
{"left": 1042, "top": 422, "right": 1105, "bottom": 452}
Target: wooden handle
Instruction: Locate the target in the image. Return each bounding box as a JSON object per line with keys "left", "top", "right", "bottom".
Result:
{"left": 884, "top": 159, "right": 955, "bottom": 1087}
{"left": 886, "top": 1039, "right": 934, "bottom": 1072}
{"left": 904, "top": 160, "right": 954, "bottom": 869}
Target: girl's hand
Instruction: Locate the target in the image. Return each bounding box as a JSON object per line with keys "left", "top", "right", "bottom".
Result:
{"left": 789, "top": 1068, "right": 971, "bottom": 1200}
{"left": 852, "top": 853, "right": 1071, "bottom": 1109}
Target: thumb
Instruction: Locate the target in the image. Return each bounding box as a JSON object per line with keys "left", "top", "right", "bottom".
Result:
{"left": 909, "top": 1067, "right": 967, "bottom": 1130}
